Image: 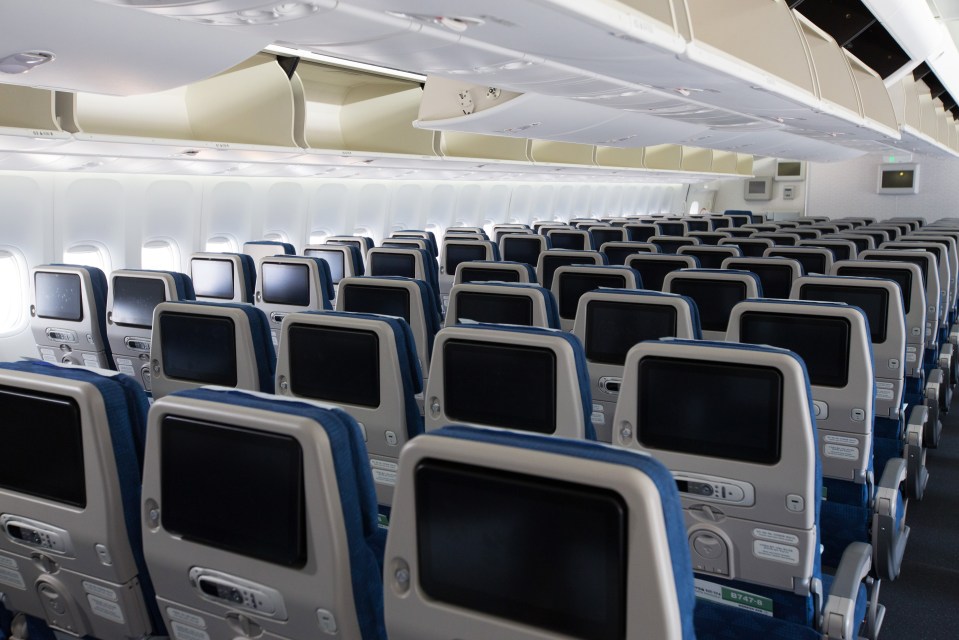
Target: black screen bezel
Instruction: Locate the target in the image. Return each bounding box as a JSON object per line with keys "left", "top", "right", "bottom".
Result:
{"left": 415, "top": 458, "right": 628, "bottom": 640}
{"left": 160, "top": 415, "right": 307, "bottom": 568}
{"left": 111, "top": 276, "right": 168, "bottom": 329}
{"left": 638, "top": 357, "right": 783, "bottom": 464}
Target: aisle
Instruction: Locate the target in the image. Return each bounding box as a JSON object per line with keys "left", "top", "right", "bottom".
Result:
{"left": 877, "top": 397, "right": 959, "bottom": 639}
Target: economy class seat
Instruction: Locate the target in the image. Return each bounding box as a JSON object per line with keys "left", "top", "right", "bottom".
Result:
{"left": 452, "top": 260, "right": 536, "bottom": 285}
{"left": 0, "top": 361, "right": 162, "bottom": 640}
{"left": 663, "top": 269, "right": 761, "bottom": 341}
{"left": 613, "top": 340, "right": 880, "bottom": 640}
{"left": 437, "top": 238, "right": 499, "bottom": 308}
{"left": 600, "top": 241, "right": 660, "bottom": 266}
{"left": 275, "top": 310, "right": 424, "bottom": 514}
{"left": 792, "top": 275, "right": 930, "bottom": 501}
{"left": 550, "top": 264, "right": 642, "bottom": 331}
{"left": 383, "top": 425, "right": 698, "bottom": 640}
{"left": 31, "top": 264, "right": 113, "bottom": 370}
{"left": 536, "top": 249, "right": 607, "bottom": 291}
{"left": 106, "top": 268, "right": 195, "bottom": 393}
{"left": 141, "top": 388, "right": 387, "bottom": 640}
{"left": 765, "top": 246, "right": 835, "bottom": 275}
{"left": 572, "top": 289, "right": 701, "bottom": 442}
{"left": 499, "top": 232, "right": 551, "bottom": 270}
{"left": 833, "top": 258, "right": 943, "bottom": 447}
{"left": 335, "top": 276, "right": 440, "bottom": 392}
{"left": 677, "top": 245, "right": 741, "bottom": 269}
{"left": 253, "top": 255, "right": 334, "bottom": 349}
{"left": 446, "top": 282, "right": 560, "bottom": 329}
{"left": 424, "top": 324, "right": 596, "bottom": 440}
{"left": 303, "top": 243, "right": 366, "bottom": 292}
{"left": 728, "top": 299, "right": 910, "bottom": 581}
{"left": 626, "top": 254, "right": 699, "bottom": 292}
{"left": 149, "top": 300, "right": 276, "bottom": 400}
{"left": 190, "top": 251, "right": 257, "bottom": 303}
{"left": 242, "top": 239, "right": 295, "bottom": 287}
{"left": 366, "top": 247, "right": 442, "bottom": 320}
{"left": 721, "top": 256, "right": 803, "bottom": 300}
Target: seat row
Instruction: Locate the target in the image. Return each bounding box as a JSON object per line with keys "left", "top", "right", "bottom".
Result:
{"left": 1, "top": 331, "right": 897, "bottom": 640}
{"left": 14, "top": 213, "right": 958, "bottom": 639}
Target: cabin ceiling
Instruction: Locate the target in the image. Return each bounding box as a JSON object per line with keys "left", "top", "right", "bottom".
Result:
{"left": 3, "top": 0, "right": 959, "bottom": 163}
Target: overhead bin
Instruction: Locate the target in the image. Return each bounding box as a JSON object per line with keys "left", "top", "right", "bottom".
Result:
{"left": 0, "top": 45, "right": 752, "bottom": 182}
{"left": 295, "top": 62, "right": 437, "bottom": 156}
{"left": 710, "top": 151, "right": 739, "bottom": 175}
{"left": 0, "top": 85, "right": 71, "bottom": 152}
{"left": 63, "top": 54, "right": 298, "bottom": 147}
{"left": 885, "top": 75, "right": 959, "bottom": 159}
{"left": 91, "top": 0, "right": 908, "bottom": 160}
{"left": 644, "top": 145, "right": 684, "bottom": 172}
{"left": 529, "top": 141, "right": 595, "bottom": 167}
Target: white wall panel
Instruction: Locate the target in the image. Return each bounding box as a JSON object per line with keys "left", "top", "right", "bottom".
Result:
{"left": 309, "top": 183, "right": 352, "bottom": 240}
{"left": 264, "top": 182, "right": 308, "bottom": 252}
{"left": 0, "top": 174, "right": 53, "bottom": 360}
{"left": 354, "top": 183, "right": 391, "bottom": 242}
{"left": 531, "top": 185, "right": 556, "bottom": 222}
{"left": 571, "top": 187, "right": 593, "bottom": 219}
{"left": 58, "top": 178, "right": 127, "bottom": 267}
{"left": 508, "top": 185, "right": 534, "bottom": 222}
{"left": 204, "top": 181, "right": 255, "bottom": 250}
{"left": 423, "top": 184, "right": 456, "bottom": 238}
{"left": 390, "top": 184, "right": 427, "bottom": 233}
{"left": 452, "top": 184, "right": 483, "bottom": 228}
{"left": 480, "top": 185, "right": 512, "bottom": 226}
{"left": 141, "top": 179, "right": 202, "bottom": 271}
{"left": 806, "top": 155, "right": 959, "bottom": 221}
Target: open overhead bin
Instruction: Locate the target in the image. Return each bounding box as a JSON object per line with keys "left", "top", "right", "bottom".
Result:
{"left": 0, "top": 44, "right": 751, "bottom": 182}
{"left": 886, "top": 75, "right": 959, "bottom": 159}
{"left": 0, "top": 85, "right": 72, "bottom": 153}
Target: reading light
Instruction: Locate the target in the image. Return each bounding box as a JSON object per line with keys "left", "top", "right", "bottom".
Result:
{"left": 0, "top": 51, "right": 54, "bottom": 75}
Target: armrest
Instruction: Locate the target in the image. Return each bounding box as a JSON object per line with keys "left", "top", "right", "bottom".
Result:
{"left": 939, "top": 342, "right": 956, "bottom": 405}
{"left": 904, "top": 405, "right": 929, "bottom": 500}
{"left": 872, "top": 458, "right": 910, "bottom": 581}
{"left": 823, "top": 542, "right": 872, "bottom": 640}
{"left": 923, "top": 372, "right": 944, "bottom": 447}
{"left": 949, "top": 322, "right": 959, "bottom": 348}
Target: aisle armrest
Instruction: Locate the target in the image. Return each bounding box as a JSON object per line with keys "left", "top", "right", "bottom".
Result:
{"left": 872, "top": 458, "right": 910, "bottom": 581}
{"left": 904, "top": 405, "right": 929, "bottom": 500}
{"left": 823, "top": 542, "right": 872, "bottom": 640}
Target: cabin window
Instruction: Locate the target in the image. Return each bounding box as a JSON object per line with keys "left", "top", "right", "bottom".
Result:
{"left": 688, "top": 200, "right": 701, "bottom": 215}
{"left": 205, "top": 234, "right": 239, "bottom": 253}
{"left": 309, "top": 231, "right": 331, "bottom": 245}
{"left": 0, "top": 248, "right": 27, "bottom": 335}
{"left": 142, "top": 239, "right": 181, "bottom": 272}
{"left": 63, "top": 242, "right": 113, "bottom": 275}
{"left": 264, "top": 231, "right": 289, "bottom": 243}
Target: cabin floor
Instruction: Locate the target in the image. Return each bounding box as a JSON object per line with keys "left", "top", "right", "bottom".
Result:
{"left": 878, "top": 394, "right": 959, "bottom": 639}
